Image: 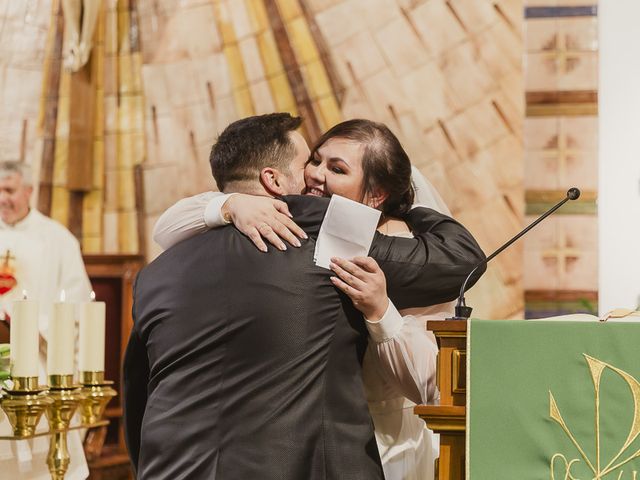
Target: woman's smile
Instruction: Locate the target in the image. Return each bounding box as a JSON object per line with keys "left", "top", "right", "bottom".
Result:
{"left": 305, "top": 186, "right": 326, "bottom": 197}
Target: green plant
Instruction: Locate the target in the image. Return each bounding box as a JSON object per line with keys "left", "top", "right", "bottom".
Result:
{"left": 0, "top": 343, "right": 10, "bottom": 390}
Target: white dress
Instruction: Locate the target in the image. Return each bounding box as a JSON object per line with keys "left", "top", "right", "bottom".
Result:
{"left": 364, "top": 279, "right": 455, "bottom": 480}
{"left": 0, "top": 209, "right": 91, "bottom": 480}
{"left": 369, "top": 166, "right": 453, "bottom": 479}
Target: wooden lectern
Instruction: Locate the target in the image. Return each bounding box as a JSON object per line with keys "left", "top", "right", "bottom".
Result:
{"left": 415, "top": 320, "right": 467, "bottom": 480}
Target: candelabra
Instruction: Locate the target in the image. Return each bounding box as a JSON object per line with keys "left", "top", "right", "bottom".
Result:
{"left": 1, "top": 376, "right": 52, "bottom": 436}
{"left": 0, "top": 372, "right": 116, "bottom": 479}
{"left": 78, "top": 371, "right": 117, "bottom": 425}
{"left": 46, "top": 374, "right": 85, "bottom": 480}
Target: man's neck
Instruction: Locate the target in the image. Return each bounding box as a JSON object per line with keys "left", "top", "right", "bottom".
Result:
{"left": 2, "top": 208, "right": 31, "bottom": 227}
{"left": 222, "top": 181, "right": 273, "bottom": 197}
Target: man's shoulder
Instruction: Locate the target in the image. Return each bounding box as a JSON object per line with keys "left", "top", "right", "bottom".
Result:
{"left": 281, "top": 195, "right": 329, "bottom": 210}
{"left": 281, "top": 195, "right": 329, "bottom": 236}
{"left": 137, "top": 225, "right": 246, "bottom": 294}
{"left": 150, "top": 226, "right": 230, "bottom": 265}
{"left": 173, "top": 225, "right": 232, "bottom": 248}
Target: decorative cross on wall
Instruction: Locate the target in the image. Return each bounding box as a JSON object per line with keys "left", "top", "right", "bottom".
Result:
{"left": 542, "top": 226, "right": 581, "bottom": 280}
{"left": 543, "top": 33, "right": 582, "bottom": 74}
{"left": 537, "top": 120, "right": 583, "bottom": 185}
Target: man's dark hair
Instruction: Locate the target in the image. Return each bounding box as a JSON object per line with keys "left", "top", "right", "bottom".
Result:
{"left": 210, "top": 113, "right": 303, "bottom": 191}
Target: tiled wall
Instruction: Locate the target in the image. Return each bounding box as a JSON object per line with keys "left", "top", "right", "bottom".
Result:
{"left": 523, "top": 2, "right": 599, "bottom": 317}
{"left": 98, "top": 1, "right": 146, "bottom": 254}
{"left": 137, "top": 0, "right": 525, "bottom": 319}
{"left": 0, "top": 1, "right": 145, "bottom": 255}
{"left": 2, "top": 1, "right": 528, "bottom": 319}
{"left": 0, "top": 1, "right": 52, "bottom": 187}
{"left": 42, "top": 1, "right": 144, "bottom": 254}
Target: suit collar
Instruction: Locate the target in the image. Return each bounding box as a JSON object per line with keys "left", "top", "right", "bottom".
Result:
{"left": 281, "top": 195, "right": 330, "bottom": 238}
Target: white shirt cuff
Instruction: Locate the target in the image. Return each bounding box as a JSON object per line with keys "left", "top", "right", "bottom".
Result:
{"left": 204, "top": 193, "right": 235, "bottom": 227}
{"left": 365, "top": 300, "right": 403, "bottom": 343}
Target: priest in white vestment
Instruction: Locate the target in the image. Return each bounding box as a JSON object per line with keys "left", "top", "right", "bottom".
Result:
{"left": 0, "top": 161, "right": 91, "bottom": 479}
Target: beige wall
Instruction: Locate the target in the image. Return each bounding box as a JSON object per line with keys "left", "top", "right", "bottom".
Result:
{"left": 1, "top": 0, "right": 527, "bottom": 319}
{"left": 137, "top": 0, "right": 525, "bottom": 318}
{"left": 0, "top": 0, "right": 53, "bottom": 204}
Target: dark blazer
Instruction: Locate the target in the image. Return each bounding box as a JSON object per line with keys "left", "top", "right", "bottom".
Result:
{"left": 124, "top": 195, "right": 484, "bottom": 480}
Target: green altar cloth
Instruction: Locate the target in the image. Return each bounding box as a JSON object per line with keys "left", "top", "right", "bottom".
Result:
{"left": 467, "top": 319, "right": 640, "bottom": 479}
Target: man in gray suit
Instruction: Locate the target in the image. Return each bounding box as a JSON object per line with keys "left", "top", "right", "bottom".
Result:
{"left": 123, "top": 113, "right": 484, "bottom": 479}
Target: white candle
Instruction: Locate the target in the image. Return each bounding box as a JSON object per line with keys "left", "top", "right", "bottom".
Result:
{"left": 47, "top": 298, "right": 75, "bottom": 376}
{"left": 79, "top": 297, "right": 105, "bottom": 372}
{"left": 11, "top": 299, "right": 39, "bottom": 377}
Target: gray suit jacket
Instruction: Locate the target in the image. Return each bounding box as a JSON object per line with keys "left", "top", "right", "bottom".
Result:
{"left": 124, "top": 195, "right": 484, "bottom": 479}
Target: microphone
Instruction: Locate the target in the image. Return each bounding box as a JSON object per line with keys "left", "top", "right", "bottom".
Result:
{"left": 449, "top": 187, "right": 581, "bottom": 320}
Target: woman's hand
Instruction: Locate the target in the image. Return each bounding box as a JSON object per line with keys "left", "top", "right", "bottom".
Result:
{"left": 329, "top": 257, "right": 389, "bottom": 321}
{"left": 221, "top": 194, "right": 308, "bottom": 252}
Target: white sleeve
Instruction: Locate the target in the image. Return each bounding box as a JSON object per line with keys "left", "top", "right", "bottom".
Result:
{"left": 361, "top": 168, "right": 448, "bottom": 405}
{"left": 152, "top": 192, "right": 230, "bottom": 250}
{"left": 365, "top": 301, "right": 438, "bottom": 405}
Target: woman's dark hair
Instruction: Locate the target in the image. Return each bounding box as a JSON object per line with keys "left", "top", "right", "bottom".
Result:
{"left": 310, "top": 119, "right": 414, "bottom": 217}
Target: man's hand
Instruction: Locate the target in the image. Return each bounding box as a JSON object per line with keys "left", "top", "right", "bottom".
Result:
{"left": 221, "top": 194, "right": 308, "bottom": 252}
{"left": 329, "top": 256, "right": 389, "bottom": 321}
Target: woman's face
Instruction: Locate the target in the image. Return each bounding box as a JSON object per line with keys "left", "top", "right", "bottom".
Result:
{"left": 304, "top": 137, "right": 366, "bottom": 202}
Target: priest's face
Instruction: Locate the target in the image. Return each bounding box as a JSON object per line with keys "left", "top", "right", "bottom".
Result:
{"left": 0, "top": 173, "right": 32, "bottom": 225}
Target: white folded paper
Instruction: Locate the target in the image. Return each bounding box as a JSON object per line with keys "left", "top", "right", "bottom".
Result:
{"left": 314, "top": 195, "right": 381, "bottom": 269}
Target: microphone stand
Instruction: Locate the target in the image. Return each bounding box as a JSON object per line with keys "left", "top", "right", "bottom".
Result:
{"left": 449, "top": 188, "right": 581, "bottom": 320}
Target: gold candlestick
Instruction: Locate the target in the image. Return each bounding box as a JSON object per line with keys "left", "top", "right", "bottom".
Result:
{"left": 46, "top": 374, "right": 84, "bottom": 480}
{"left": 0, "top": 374, "right": 115, "bottom": 480}
{"left": 48, "top": 432, "right": 70, "bottom": 480}
{"left": 0, "top": 376, "right": 52, "bottom": 437}
{"left": 79, "top": 371, "right": 116, "bottom": 425}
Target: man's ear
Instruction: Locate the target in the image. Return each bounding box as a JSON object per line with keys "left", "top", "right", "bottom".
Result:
{"left": 259, "top": 168, "right": 287, "bottom": 197}
{"left": 365, "top": 189, "right": 388, "bottom": 210}
{"left": 24, "top": 185, "right": 34, "bottom": 201}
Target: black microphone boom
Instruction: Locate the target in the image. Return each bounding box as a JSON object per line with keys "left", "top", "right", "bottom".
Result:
{"left": 450, "top": 187, "right": 581, "bottom": 320}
